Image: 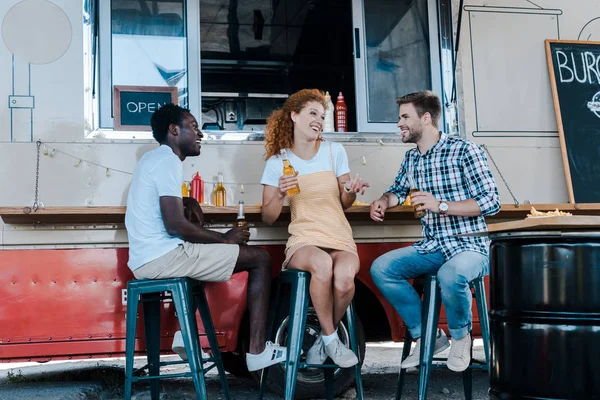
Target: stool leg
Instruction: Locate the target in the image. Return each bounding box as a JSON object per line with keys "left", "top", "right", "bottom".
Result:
{"left": 172, "top": 281, "right": 208, "bottom": 400}
{"left": 284, "top": 273, "right": 310, "bottom": 400}
{"left": 473, "top": 278, "right": 490, "bottom": 365}
{"left": 462, "top": 343, "right": 473, "bottom": 400}
{"left": 346, "top": 301, "right": 363, "bottom": 400}
{"left": 142, "top": 293, "right": 162, "bottom": 400}
{"left": 194, "top": 283, "right": 231, "bottom": 400}
{"left": 324, "top": 368, "right": 335, "bottom": 400}
{"left": 124, "top": 287, "right": 140, "bottom": 400}
{"left": 395, "top": 330, "right": 412, "bottom": 400}
{"left": 418, "top": 275, "right": 442, "bottom": 400}
{"left": 258, "top": 279, "right": 283, "bottom": 400}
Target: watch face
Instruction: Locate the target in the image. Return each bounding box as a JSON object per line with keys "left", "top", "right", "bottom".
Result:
{"left": 440, "top": 202, "right": 449, "bottom": 212}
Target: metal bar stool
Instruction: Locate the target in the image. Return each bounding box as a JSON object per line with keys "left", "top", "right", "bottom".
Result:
{"left": 258, "top": 269, "right": 364, "bottom": 400}
{"left": 396, "top": 274, "right": 490, "bottom": 400}
{"left": 124, "top": 277, "right": 230, "bottom": 400}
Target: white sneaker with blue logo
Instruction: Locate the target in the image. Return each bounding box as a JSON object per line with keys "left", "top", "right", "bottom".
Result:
{"left": 245, "top": 341, "right": 287, "bottom": 372}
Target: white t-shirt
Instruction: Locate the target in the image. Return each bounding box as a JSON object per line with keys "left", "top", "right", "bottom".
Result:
{"left": 125, "top": 145, "right": 184, "bottom": 270}
{"left": 261, "top": 141, "right": 350, "bottom": 187}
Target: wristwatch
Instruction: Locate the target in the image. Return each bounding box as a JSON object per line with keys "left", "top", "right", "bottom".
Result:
{"left": 439, "top": 201, "right": 449, "bottom": 215}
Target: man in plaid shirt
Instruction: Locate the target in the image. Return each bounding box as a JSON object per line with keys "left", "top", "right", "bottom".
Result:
{"left": 370, "top": 91, "right": 500, "bottom": 372}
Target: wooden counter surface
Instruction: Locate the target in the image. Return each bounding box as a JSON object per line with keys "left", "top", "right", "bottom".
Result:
{"left": 1, "top": 204, "right": 600, "bottom": 225}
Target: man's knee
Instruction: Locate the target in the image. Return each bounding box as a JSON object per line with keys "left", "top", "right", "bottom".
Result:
{"left": 370, "top": 254, "right": 387, "bottom": 283}
{"left": 239, "top": 245, "right": 271, "bottom": 269}
{"left": 437, "top": 257, "right": 473, "bottom": 288}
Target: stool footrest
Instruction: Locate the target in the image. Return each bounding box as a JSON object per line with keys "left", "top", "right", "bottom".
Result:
{"left": 132, "top": 372, "right": 195, "bottom": 382}
{"left": 297, "top": 362, "right": 352, "bottom": 369}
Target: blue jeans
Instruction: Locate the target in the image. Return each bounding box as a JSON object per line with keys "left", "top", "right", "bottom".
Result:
{"left": 370, "top": 246, "right": 488, "bottom": 340}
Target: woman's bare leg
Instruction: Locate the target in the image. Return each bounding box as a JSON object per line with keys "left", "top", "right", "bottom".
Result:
{"left": 330, "top": 250, "right": 360, "bottom": 326}
{"left": 288, "top": 246, "right": 336, "bottom": 335}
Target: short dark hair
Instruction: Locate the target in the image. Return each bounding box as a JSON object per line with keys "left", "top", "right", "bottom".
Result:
{"left": 150, "top": 103, "right": 190, "bottom": 143}
{"left": 396, "top": 91, "right": 442, "bottom": 126}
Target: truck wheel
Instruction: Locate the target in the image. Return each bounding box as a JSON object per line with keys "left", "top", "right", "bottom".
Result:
{"left": 257, "top": 307, "right": 366, "bottom": 399}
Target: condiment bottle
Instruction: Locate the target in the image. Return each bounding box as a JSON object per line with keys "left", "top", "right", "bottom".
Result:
{"left": 280, "top": 149, "right": 300, "bottom": 195}
{"left": 323, "top": 91, "right": 335, "bottom": 133}
{"left": 190, "top": 172, "right": 204, "bottom": 203}
{"left": 214, "top": 173, "right": 227, "bottom": 207}
{"left": 181, "top": 182, "right": 189, "bottom": 197}
{"left": 335, "top": 92, "right": 347, "bottom": 132}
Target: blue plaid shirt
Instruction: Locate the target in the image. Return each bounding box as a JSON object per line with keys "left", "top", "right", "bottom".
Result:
{"left": 386, "top": 133, "right": 500, "bottom": 260}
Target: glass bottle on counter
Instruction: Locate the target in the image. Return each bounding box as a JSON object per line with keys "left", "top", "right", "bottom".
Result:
{"left": 214, "top": 173, "right": 227, "bottom": 207}
{"left": 280, "top": 149, "right": 300, "bottom": 196}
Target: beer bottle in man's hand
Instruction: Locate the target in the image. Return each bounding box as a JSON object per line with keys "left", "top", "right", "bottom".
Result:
{"left": 236, "top": 200, "right": 247, "bottom": 228}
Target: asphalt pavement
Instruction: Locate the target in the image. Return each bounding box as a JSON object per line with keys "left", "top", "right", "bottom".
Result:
{"left": 0, "top": 340, "right": 490, "bottom": 399}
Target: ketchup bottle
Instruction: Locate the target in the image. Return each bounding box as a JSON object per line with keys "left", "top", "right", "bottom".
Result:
{"left": 191, "top": 172, "right": 204, "bottom": 203}
{"left": 335, "top": 92, "right": 347, "bottom": 132}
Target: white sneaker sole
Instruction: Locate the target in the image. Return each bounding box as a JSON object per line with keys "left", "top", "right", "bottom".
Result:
{"left": 447, "top": 359, "right": 470, "bottom": 372}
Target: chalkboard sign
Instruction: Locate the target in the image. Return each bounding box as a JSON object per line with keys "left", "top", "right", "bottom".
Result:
{"left": 546, "top": 40, "right": 600, "bottom": 204}
{"left": 113, "top": 85, "right": 178, "bottom": 131}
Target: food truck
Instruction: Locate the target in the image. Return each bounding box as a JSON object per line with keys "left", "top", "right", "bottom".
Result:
{"left": 1, "top": 0, "right": 599, "bottom": 397}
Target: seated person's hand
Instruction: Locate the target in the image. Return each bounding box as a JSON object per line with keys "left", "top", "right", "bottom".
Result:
{"left": 278, "top": 172, "right": 299, "bottom": 197}
{"left": 182, "top": 197, "right": 205, "bottom": 227}
{"left": 224, "top": 226, "right": 250, "bottom": 245}
{"left": 410, "top": 191, "right": 439, "bottom": 214}
{"left": 344, "top": 174, "right": 370, "bottom": 195}
{"left": 370, "top": 198, "right": 388, "bottom": 222}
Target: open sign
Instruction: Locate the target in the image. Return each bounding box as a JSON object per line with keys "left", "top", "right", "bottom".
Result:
{"left": 113, "top": 85, "right": 178, "bottom": 131}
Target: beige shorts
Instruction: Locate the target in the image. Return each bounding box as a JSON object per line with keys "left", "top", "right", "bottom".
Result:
{"left": 133, "top": 242, "right": 240, "bottom": 282}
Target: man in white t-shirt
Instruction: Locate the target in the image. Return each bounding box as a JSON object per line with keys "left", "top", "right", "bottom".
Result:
{"left": 125, "top": 103, "right": 286, "bottom": 372}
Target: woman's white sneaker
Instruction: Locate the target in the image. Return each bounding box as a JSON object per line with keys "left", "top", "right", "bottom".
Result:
{"left": 245, "top": 341, "right": 287, "bottom": 372}
{"left": 306, "top": 335, "right": 328, "bottom": 365}
{"left": 324, "top": 338, "right": 358, "bottom": 368}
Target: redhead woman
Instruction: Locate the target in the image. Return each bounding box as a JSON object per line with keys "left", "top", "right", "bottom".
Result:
{"left": 260, "top": 89, "right": 369, "bottom": 367}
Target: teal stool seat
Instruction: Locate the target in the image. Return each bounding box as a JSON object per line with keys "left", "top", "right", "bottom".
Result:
{"left": 396, "top": 275, "right": 490, "bottom": 400}
{"left": 124, "top": 277, "right": 230, "bottom": 400}
{"left": 259, "top": 269, "right": 364, "bottom": 400}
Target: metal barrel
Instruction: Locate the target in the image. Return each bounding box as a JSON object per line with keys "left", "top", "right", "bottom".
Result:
{"left": 489, "top": 232, "right": 600, "bottom": 399}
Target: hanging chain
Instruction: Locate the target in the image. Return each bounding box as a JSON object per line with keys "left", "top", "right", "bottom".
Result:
{"left": 480, "top": 144, "right": 520, "bottom": 208}
{"left": 33, "top": 139, "right": 41, "bottom": 211}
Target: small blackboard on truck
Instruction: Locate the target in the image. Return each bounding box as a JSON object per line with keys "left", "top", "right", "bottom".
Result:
{"left": 545, "top": 40, "right": 600, "bottom": 204}
{"left": 113, "top": 85, "right": 178, "bottom": 131}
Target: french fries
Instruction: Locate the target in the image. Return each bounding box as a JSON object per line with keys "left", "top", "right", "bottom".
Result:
{"left": 527, "top": 206, "right": 572, "bottom": 218}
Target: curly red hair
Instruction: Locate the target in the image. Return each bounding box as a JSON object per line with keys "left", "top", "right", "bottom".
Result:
{"left": 264, "top": 89, "right": 326, "bottom": 160}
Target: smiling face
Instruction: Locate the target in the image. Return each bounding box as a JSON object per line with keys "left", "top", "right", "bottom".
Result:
{"left": 176, "top": 112, "right": 203, "bottom": 158}
{"left": 291, "top": 101, "right": 325, "bottom": 142}
{"left": 397, "top": 103, "right": 426, "bottom": 144}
